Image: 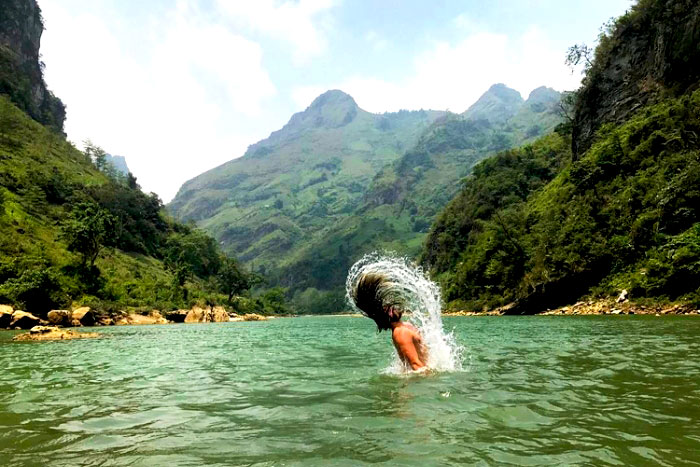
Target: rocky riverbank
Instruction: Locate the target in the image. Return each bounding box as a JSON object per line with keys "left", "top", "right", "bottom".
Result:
{"left": 0, "top": 304, "right": 270, "bottom": 331}
{"left": 444, "top": 295, "right": 700, "bottom": 317}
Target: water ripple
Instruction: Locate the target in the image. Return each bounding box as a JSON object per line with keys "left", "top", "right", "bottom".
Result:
{"left": 1, "top": 317, "right": 699, "bottom": 465}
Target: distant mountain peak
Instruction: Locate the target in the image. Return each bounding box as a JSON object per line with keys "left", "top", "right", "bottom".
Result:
{"left": 308, "top": 90, "right": 358, "bottom": 110}
{"left": 285, "top": 89, "right": 360, "bottom": 131}
{"left": 527, "top": 86, "right": 560, "bottom": 103}
{"left": 526, "top": 87, "right": 561, "bottom": 113}
{"left": 105, "top": 154, "right": 130, "bottom": 176}
{"left": 463, "top": 83, "right": 524, "bottom": 123}
{"left": 485, "top": 83, "right": 523, "bottom": 101}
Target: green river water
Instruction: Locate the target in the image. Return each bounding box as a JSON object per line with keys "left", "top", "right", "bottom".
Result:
{"left": 1, "top": 316, "right": 699, "bottom": 466}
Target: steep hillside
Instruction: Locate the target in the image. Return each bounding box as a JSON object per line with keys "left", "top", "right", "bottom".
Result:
{"left": 572, "top": 0, "right": 700, "bottom": 156}
{"left": 169, "top": 90, "right": 445, "bottom": 272}
{"left": 0, "top": 0, "right": 64, "bottom": 131}
{"left": 423, "top": 0, "right": 700, "bottom": 312}
{"left": 273, "top": 85, "right": 561, "bottom": 312}
{"left": 0, "top": 95, "right": 249, "bottom": 314}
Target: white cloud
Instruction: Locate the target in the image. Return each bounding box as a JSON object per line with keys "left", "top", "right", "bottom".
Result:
{"left": 40, "top": 1, "right": 275, "bottom": 202}
{"left": 293, "top": 26, "right": 582, "bottom": 113}
{"left": 215, "top": 0, "right": 336, "bottom": 65}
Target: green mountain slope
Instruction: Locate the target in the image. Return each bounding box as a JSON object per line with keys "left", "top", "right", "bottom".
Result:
{"left": 0, "top": 95, "right": 237, "bottom": 314}
{"left": 422, "top": 0, "right": 700, "bottom": 312}
{"left": 272, "top": 85, "right": 562, "bottom": 311}
{"left": 169, "top": 90, "right": 446, "bottom": 271}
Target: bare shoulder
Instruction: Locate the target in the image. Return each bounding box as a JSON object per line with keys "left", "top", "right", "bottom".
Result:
{"left": 393, "top": 323, "right": 421, "bottom": 340}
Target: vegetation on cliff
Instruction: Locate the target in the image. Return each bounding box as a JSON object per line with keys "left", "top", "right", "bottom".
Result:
{"left": 422, "top": 0, "right": 700, "bottom": 312}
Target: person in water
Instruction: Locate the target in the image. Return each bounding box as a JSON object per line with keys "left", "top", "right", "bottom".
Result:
{"left": 351, "top": 273, "right": 427, "bottom": 370}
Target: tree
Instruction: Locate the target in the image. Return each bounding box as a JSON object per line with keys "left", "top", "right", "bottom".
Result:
{"left": 62, "top": 201, "right": 116, "bottom": 267}
{"left": 565, "top": 44, "right": 593, "bottom": 74}
{"left": 84, "top": 140, "right": 107, "bottom": 172}
{"left": 217, "top": 256, "right": 251, "bottom": 303}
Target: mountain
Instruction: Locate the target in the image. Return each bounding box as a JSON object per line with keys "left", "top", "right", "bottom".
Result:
{"left": 463, "top": 83, "right": 524, "bottom": 123}
{"left": 422, "top": 0, "right": 700, "bottom": 313}
{"left": 0, "top": 0, "right": 65, "bottom": 132}
{"left": 105, "top": 154, "right": 130, "bottom": 176}
{"left": 271, "top": 85, "right": 561, "bottom": 312}
{"left": 169, "top": 90, "right": 447, "bottom": 273}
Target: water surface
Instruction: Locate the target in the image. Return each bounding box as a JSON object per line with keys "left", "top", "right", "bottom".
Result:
{"left": 1, "top": 316, "right": 699, "bottom": 466}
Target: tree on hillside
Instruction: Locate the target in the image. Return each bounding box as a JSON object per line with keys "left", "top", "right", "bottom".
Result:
{"left": 84, "top": 140, "right": 107, "bottom": 172}
{"left": 565, "top": 44, "right": 593, "bottom": 74}
{"left": 61, "top": 201, "right": 116, "bottom": 267}
{"left": 217, "top": 256, "right": 251, "bottom": 303}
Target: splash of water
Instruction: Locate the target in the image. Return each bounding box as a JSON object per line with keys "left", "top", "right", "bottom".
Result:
{"left": 345, "top": 253, "right": 464, "bottom": 373}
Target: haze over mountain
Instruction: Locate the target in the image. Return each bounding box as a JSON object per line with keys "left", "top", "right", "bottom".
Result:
{"left": 104, "top": 154, "right": 130, "bottom": 176}
{"left": 169, "top": 84, "right": 562, "bottom": 311}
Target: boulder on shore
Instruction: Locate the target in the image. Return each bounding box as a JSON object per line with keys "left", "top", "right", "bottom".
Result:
{"left": 184, "top": 306, "right": 207, "bottom": 323}
{"left": 242, "top": 313, "right": 269, "bottom": 321}
{"left": 212, "top": 306, "right": 229, "bottom": 322}
{"left": 115, "top": 311, "right": 169, "bottom": 325}
{"left": 184, "top": 306, "right": 230, "bottom": 323}
{"left": 10, "top": 311, "right": 41, "bottom": 330}
{"left": 72, "top": 307, "right": 96, "bottom": 327}
{"left": 13, "top": 326, "right": 100, "bottom": 341}
{"left": 47, "top": 310, "right": 72, "bottom": 326}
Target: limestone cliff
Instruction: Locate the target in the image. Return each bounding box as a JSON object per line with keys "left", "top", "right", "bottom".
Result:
{"left": 0, "top": 0, "right": 65, "bottom": 132}
{"left": 572, "top": 0, "right": 700, "bottom": 157}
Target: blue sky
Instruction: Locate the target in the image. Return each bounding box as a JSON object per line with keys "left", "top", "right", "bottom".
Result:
{"left": 39, "top": 0, "right": 634, "bottom": 201}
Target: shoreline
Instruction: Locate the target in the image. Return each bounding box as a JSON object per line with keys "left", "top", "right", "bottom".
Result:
{"left": 443, "top": 299, "right": 699, "bottom": 317}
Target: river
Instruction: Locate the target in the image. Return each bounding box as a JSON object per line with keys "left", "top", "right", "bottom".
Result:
{"left": 1, "top": 316, "right": 699, "bottom": 465}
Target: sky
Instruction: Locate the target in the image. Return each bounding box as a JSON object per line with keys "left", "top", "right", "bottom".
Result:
{"left": 39, "top": 0, "right": 634, "bottom": 202}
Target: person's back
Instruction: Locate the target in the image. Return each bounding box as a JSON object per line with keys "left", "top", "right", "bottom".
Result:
{"left": 391, "top": 321, "right": 426, "bottom": 370}
{"left": 349, "top": 272, "right": 428, "bottom": 371}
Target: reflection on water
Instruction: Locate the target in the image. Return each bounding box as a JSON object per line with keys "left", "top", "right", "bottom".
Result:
{"left": 1, "top": 316, "right": 700, "bottom": 465}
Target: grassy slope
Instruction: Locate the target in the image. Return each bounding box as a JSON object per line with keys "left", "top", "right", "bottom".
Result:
{"left": 169, "top": 91, "right": 445, "bottom": 275}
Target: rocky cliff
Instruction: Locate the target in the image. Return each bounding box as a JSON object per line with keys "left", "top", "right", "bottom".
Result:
{"left": 572, "top": 0, "right": 700, "bottom": 156}
{"left": 0, "top": 0, "right": 65, "bottom": 131}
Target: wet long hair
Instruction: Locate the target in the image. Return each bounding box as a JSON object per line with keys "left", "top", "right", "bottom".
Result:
{"left": 350, "top": 272, "right": 403, "bottom": 331}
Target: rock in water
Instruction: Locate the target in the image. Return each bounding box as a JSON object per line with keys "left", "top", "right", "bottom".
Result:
{"left": 10, "top": 311, "right": 41, "bottom": 329}
{"left": 47, "top": 310, "right": 72, "bottom": 326}
{"left": 72, "top": 307, "right": 95, "bottom": 327}
{"left": 13, "top": 326, "right": 99, "bottom": 341}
